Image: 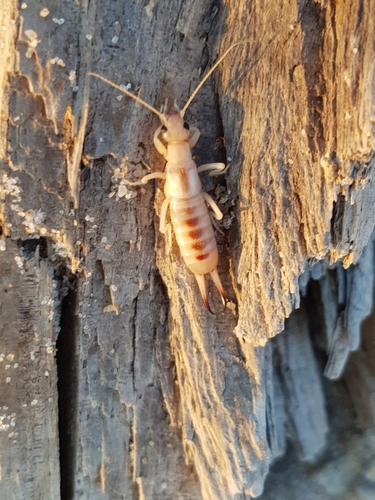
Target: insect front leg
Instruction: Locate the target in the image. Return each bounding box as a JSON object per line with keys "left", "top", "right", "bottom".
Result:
{"left": 153, "top": 125, "right": 167, "bottom": 155}
{"left": 187, "top": 126, "right": 200, "bottom": 148}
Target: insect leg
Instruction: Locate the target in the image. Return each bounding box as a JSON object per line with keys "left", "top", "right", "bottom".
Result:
{"left": 154, "top": 125, "right": 167, "bottom": 155}
{"left": 197, "top": 163, "right": 227, "bottom": 175}
{"left": 160, "top": 197, "right": 172, "bottom": 254}
{"left": 159, "top": 197, "right": 170, "bottom": 234}
{"left": 124, "top": 172, "right": 166, "bottom": 186}
{"left": 187, "top": 126, "right": 200, "bottom": 148}
{"left": 202, "top": 192, "right": 223, "bottom": 220}
{"left": 209, "top": 212, "right": 224, "bottom": 236}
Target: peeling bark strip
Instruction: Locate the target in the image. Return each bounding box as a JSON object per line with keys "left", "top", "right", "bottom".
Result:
{"left": 0, "top": 0, "right": 374, "bottom": 499}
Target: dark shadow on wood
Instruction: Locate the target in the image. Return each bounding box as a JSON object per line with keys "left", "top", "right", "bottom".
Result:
{"left": 57, "top": 277, "right": 79, "bottom": 500}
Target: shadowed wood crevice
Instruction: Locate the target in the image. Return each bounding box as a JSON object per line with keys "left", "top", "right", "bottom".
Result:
{"left": 56, "top": 279, "right": 79, "bottom": 500}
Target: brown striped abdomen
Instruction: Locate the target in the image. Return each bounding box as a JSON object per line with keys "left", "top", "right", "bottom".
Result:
{"left": 170, "top": 192, "right": 218, "bottom": 275}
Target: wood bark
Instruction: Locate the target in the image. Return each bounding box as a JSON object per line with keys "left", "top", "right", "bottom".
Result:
{"left": 0, "top": 0, "right": 374, "bottom": 499}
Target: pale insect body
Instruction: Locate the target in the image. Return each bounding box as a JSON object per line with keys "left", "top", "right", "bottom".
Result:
{"left": 89, "top": 44, "right": 240, "bottom": 313}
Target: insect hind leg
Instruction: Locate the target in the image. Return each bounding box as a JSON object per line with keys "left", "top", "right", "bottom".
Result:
{"left": 202, "top": 192, "right": 223, "bottom": 220}
{"left": 197, "top": 162, "right": 227, "bottom": 175}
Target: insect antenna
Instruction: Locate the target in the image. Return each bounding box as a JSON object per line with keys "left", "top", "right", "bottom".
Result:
{"left": 180, "top": 42, "right": 243, "bottom": 118}
{"left": 88, "top": 73, "right": 165, "bottom": 121}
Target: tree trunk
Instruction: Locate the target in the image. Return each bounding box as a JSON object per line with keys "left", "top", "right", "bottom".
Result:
{"left": 1, "top": 0, "right": 374, "bottom": 498}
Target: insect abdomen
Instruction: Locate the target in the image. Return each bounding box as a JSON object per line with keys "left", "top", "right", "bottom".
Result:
{"left": 170, "top": 193, "right": 218, "bottom": 275}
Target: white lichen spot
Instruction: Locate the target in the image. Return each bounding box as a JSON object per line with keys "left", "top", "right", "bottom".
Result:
{"left": 227, "top": 301, "right": 236, "bottom": 311}
{"left": 44, "top": 370, "right": 49, "bottom": 377}
{"left": 117, "top": 184, "right": 128, "bottom": 198}
{"left": 22, "top": 404, "right": 27, "bottom": 408}
{"left": 102, "top": 305, "right": 118, "bottom": 314}
{"left": 52, "top": 241, "right": 71, "bottom": 259}
{"left": 5, "top": 378, "right": 11, "bottom": 383}
{"left": 34, "top": 210, "right": 46, "bottom": 225}
{"left": 68, "top": 70, "right": 76, "bottom": 82}
{"left": 111, "top": 35, "right": 119, "bottom": 44}
{"left": 21, "top": 2, "right": 27, "bottom": 9}
{"left": 2, "top": 174, "right": 21, "bottom": 198}
{"left": 352, "top": 47, "right": 358, "bottom": 54}
{"left": 5, "top": 365, "right": 10, "bottom": 370}
{"left": 0, "top": 240, "right": 5, "bottom": 252}
{"left": 0, "top": 424, "right": 10, "bottom": 432}
{"left": 52, "top": 18, "right": 65, "bottom": 25}
{"left": 39, "top": 8, "right": 50, "bottom": 17}
{"left": 24, "top": 29, "right": 38, "bottom": 42}
{"left": 110, "top": 284, "right": 117, "bottom": 292}
{"left": 13, "top": 363, "right": 18, "bottom": 369}
{"left": 86, "top": 34, "right": 93, "bottom": 41}
{"left": 30, "top": 399, "right": 38, "bottom": 406}
{"left": 101, "top": 237, "right": 107, "bottom": 243}
{"left": 120, "top": 83, "right": 131, "bottom": 91}
{"left": 14, "top": 256, "right": 23, "bottom": 269}
{"left": 57, "top": 59, "right": 66, "bottom": 67}
{"left": 46, "top": 346, "right": 54, "bottom": 354}
{"left": 0, "top": 354, "right": 4, "bottom": 362}
{"left": 48, "top": 397, "right": 53, "bottom": 403}
{"left": 30, "top": 351, "right": 36, "bottom": 361}
{"left": 13, "top": 116, "right": 20, "bottom": 122}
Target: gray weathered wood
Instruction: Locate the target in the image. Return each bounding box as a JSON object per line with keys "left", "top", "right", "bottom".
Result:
{"left": 1, "top": 0, "right": 374, "bottom": 498}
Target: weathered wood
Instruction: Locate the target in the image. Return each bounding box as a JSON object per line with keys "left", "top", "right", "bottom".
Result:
{"left": 0, "top": 241, "right": 60, "bottom": 498}
{"left": 1, "top": 0, "right": 374, "bottom": 498}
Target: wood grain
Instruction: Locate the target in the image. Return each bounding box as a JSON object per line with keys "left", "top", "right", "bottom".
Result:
{"left": 0, "top": 0, "right": 374, "bottom": 498}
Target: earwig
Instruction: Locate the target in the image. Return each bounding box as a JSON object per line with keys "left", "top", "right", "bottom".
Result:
{"left": 89, "top": 43, "right": 241, "bottom": 313}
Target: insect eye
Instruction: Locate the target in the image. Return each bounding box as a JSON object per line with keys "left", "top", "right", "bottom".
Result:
{"left": 183, "top": 122, "right": 190, "bottom": 130}
{"left": 161, "top": 125, "right": 168, "bottom": 132}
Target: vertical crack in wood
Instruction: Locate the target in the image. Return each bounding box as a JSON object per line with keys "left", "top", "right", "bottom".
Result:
{"left": 56, "top": 277, "right": 78, "bottom": 500}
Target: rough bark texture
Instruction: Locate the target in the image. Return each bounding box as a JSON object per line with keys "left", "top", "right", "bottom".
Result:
{"left": 0, "top": 0, "right": 374, "bottom": 499}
